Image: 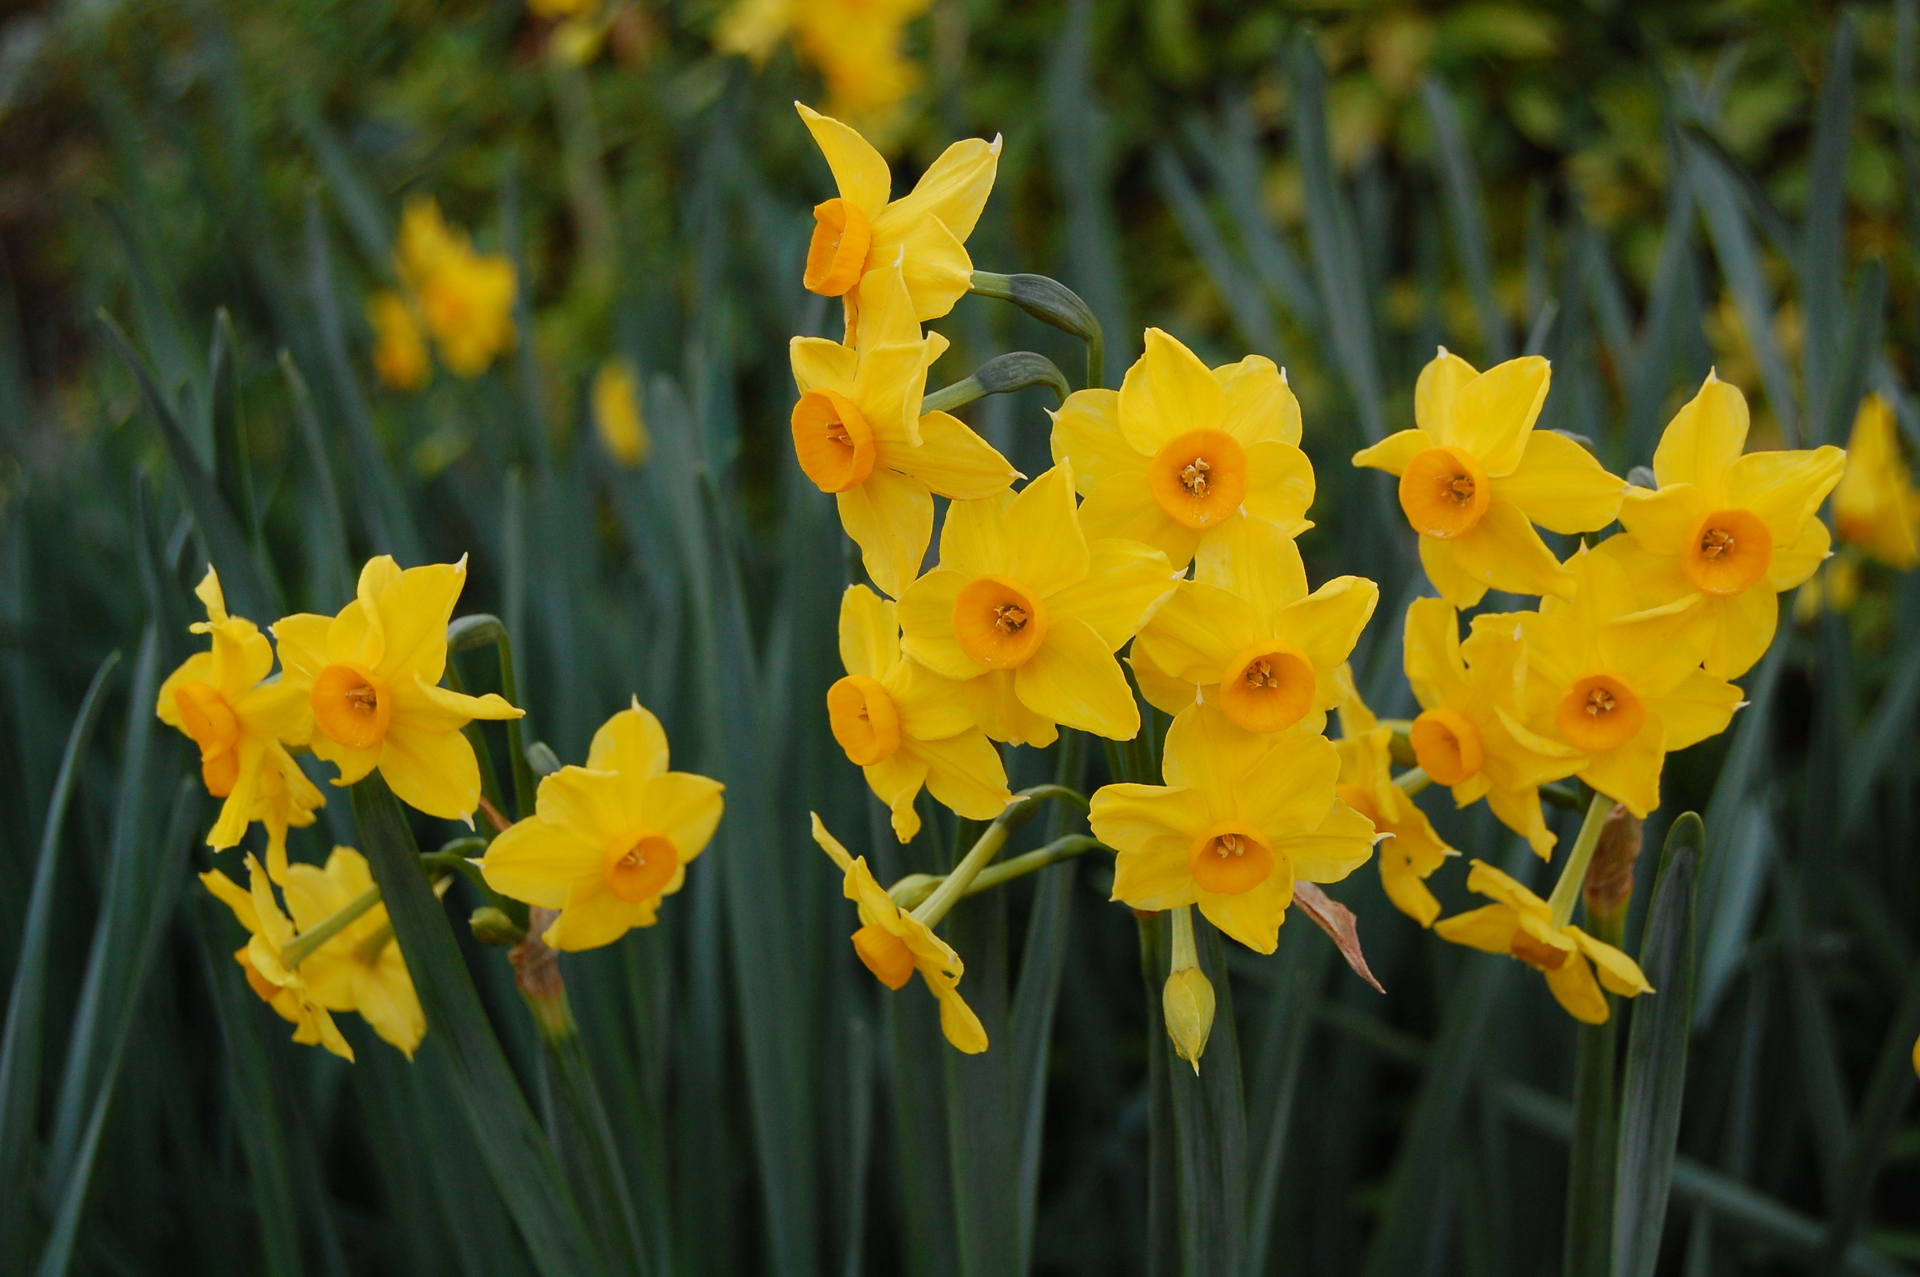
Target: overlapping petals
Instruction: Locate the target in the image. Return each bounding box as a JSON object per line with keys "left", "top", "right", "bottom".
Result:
{"left": 202, "top": 855, "right": 354, "bottom": 1060}
{"left": 280, "top": 846, "right": 424, "bottom": 1057}
{"left": 1833, "top": 394, "right": 1920, "bottom": 569}
{"left": 1332, "top": 670, "right": 1454, "bottom": 926}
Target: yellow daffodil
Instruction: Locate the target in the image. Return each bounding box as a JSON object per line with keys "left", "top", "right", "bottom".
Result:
{"left": 367, "top": 292, "right": 430, "bottom": 392}
{"left": 202, "top": 854, "right": 354, "bottom": 1060}
{"left": 272, "top": 556, "right": 524, "bottom": 822}
{"left": 394, "top": 198, "right": 518, "bottom": 378}
{"left": 1331, "top": 669, "right": 1454, "bottom": 927}
{"left": 1603, "top": 373, "right": 1846, "bottom": 678}
{"left": 1130, "top": 517, "right": 1376, "bottom": 734}
{"left": 481, "top": 701, "right": 723, "bottom": 951}
{"left": 1401, "top": 598, "right": 1583, "bottom": 858}
{"left": 1515, "top": 547, "right": 1742, "bottom": 819}
{"left": 810, "top": 813, "right": 986, "bottom": 1053}
{"left": 592, "top": 358, "right": 650, "bottom": 468}
{"left": 157, "top": 568, "right": 323, "bottom": 883}
{"left": 791, "top": 265, "right": 1017, "bottom": 598}
{"left": 896, "top": 463, "right": 1176, "bottom": 746}
{"left": 794, "top": 103, "right": 999, "bottom": 337}
{"left": 1353, "top": 349, "right": 1626, "bottom": 606}
{"left": 721, "top": 3, "right": 931, "bottom": 126}
{"left": 831, "top": 585, "right": 1012, "bottom": 841}
{"left": 1434, "top": 859, "right": 1652, "bottom": 1024}
{"left": 1091, "top": 707, "right": 1376, "bottom": 954}
{"left": 279, "top": 846, "right": 424, "bottom": 1057}
{"left": 1051, "top": 331, "right": 1315, "bottom": 570}
{"left": 1833, "top": 393, "right": 1919, "bottom": 570}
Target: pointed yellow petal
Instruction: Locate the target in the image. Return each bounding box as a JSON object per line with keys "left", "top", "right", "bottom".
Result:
{"left": 1652, "top": 372, "right": 1749, "bottom": 496}
{"left": 1240, "top": 441, "right": 1316, "bottom": 538}
{"left": 790, "top": 335, "right": 858, "bottom": 395}
{"left": 1567, "top": 926, "right": 1654, "bottom": 996}
{"left": 912, "top": 731, "right": 1013, "bottom": 822}
{"left": 1215, "top": 354, "right": 1301, "bottom": 445}
{"left": 1435, "top": 902, "right": 1522, "bottom": 953}
{"left": 937, "top": 488, "right": 1011, "bottom": 579}
{"left": 962, "top": 669, "right": 1058, "bottom": 746}
{"left": 887, "top": 658, "right": 972, "bottom": 738}
{"left": 1448, "top": 356, "right": 1549, "bottom": 476}
{"left": 1656, "top": 667, "right": 1744, "bottom": 750}
{"left": 874, "top": 134, "right": 1000, "bottom": 245}
{"left": 1279, "top": 577, "right": 1379, "bottom": 700}
{"left": 1003, "top": 465, "right": 1090, "bottom": 597}
{"left": 1414, "top": 347, "right": 1479, "bottom": 439}
{"left": 1132, "top": 582, "right": 1260, "bottom": 684}
{"left": 1197, "top": 869, "right": 1295, "bottom": 955}
{"left": 1015, "top": 617, "right": 1138, "bottom": 739}
{"left": 796, "top": 102, "right": 891, "bottom": 216}
{"left": 1495, "top": 431, "right": 1626, "bottom": 533}
{"left": 1443, "top": 497, "right": 1573, "bottom": 600}
{"left": 369, "top": 560, "right": 469, "bottom": 686}
{"left": 1416, "top": 531, "right": 1490, "bottom": 608}
{"left": 636, "top": 772, "right": 725, "bottom": 861}
{"left": 1191, "top": 516, "right": 1308, "bottom": 616}
{"left": 1725, "top": 445, "right": 1847, "bottom": 541}
{"left": 897, "top": 568, "right": 981, "bottom": 680}
{"left": 1077, "top": 472, "right": 1197, "bottom": 569}
{"left": 1117, "top": 329, "right": 1228, "bottom": 457}
{"left": 838, "top": 468, "right": 934, "bottom": 600}
{"left": 809, "top": 811, "right": 858, "bottom": 874}
{"left": 1275, "top": 798, "right": 1374, "bottom": 883}
{"left": 1543, "top": 952, "right": 1611, "bottom": 1024}
{"left": 1050, "top": 389, "right": 1144, "bottom": 493}
{"left": 1045, "top": 538, "right": 1177, "bottom": 651}
{"left": 885, "top": 410, "right": 1016, "bottom": 499}
{"left": 1578, "top": 719, "right": 1667, "bottom": 819}
{"left": 1402, "top": 597, "right": 1469, "bottom": 710}
{"left": 547, "top": 876, "right": 653, "bottom": 951}
{"left": 838, "top": 584, "right": 899, "bottom": 681}
{"left": 1352, "top": 428, "right": 1436, "bottom": 476}
{"left": 1767, "top": 515, "right": 1831, "bottom": 591}
{"left": 884, "top": 215, "right": 974, "bottom": 324}
{"left": 531, "top": 766, "right": 627, "bottom": 849}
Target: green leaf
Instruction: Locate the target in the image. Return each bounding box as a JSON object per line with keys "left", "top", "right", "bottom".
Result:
{"left": 1165, "top": 915, "right": 1247, "bottom": 1277}
{"left": 1138, "top": 914, "right": 1179, "bottom": 1277}
{"left": 1183, "top": 97, "right": 1321, "bottom": 326}
{"left": 278, "top": 351, "right": 353, "bottom": 607}
{"left": 1150, "top": 145, "right": 1283, "bottom": 364}
{"left": 543, "top": 1030, "right": 652, "bottom": 1277}
{"left": 943, "top": 885, "right": 1019, "bottom": 1277}
{"left": 1822, "top": 257, "right": 1888, "bottom": 450}
{"left": 1799, "top": 14, "right": 1855, "bottom": 438}
{"left": 1243, "top": 922, "right": 1331, "bottom": 1277}
{"left": 208, "top": 309, "right": 258, "bottom": 538}
{"left": 1044, "top": 0, "right": 1132, "bottom": 381}
{"left": 1566, "top": 1016, "right": 1618, "bottom": 1277}
{"left": 1422, "top": 77, "right": 1510, "bottom": 364}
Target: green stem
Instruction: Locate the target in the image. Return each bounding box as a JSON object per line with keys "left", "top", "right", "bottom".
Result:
{"left": 279, "top": 884, "right": 381, "bottom": 971}
{"left": 1393, "top": 767, "right": 1431, "bottom": 797}
{"left": 447, "top": 614, "right": 537, "bottom": 820}
{"left": 967, "top": 270, "right": 1104, "bottom": 389}
{"left": 420, "top": 845, "right": 526, "bottom": 926}
{"left": 911, "top": 786, "right": 1084, "bottom": 927}
{"left": 1548, "top": 791, "right": 1615, "bottom": 928}
{"left": 1169, "top": 904, "right": 1199, "bottom": 973}
{"left": 888, "top": 835, "right": 1107, "bottom": 910}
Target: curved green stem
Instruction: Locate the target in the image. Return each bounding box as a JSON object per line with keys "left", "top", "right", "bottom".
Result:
{"left": 910, "top": 785, "right": 1086, "bottom": 926}
{"left": 1548, "top": 791, "right": 1616, "bottom": 928}
{"left": 279, "top": 884, "right": 381, "bottom": 971}
{"left": 968, "top": 270, "right": 1105, "bottom": 389}
{"left": 447, "top": 613, "right": 537, "bottom": 820}
{"left": 888, "top": 834, "right": 1107, "bottom": 910}
{"left": 1393, "top": 767, "right": 1431, "bottom": 797}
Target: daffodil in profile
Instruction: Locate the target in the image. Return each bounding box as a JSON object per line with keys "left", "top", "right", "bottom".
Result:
{"left": 1830, "top": 392, "right": 1920, "bottom": 571}
{"left": 831, "top": 585, "right": 1012, "bottom": 840}
{"left": 273, "top": 556, "right": 524, "bottom": 822}
{"left": 1330, "top": 669, "right": 1454, "bottom": 927}
{"left": 202, "top": 854, "right": 354, "bottom": 1060}
{"left": 280, "top": 846, "right": 425, "bottom": 1057}
{"left": 810, "top": 814, "right": 986, "bottom": 1054}
{"left": 1353, "top": 349, "right": 1625, "bottom": 606}
{"left": 791, "top": 264, "right": 1017, "bottom": 598}
{"left": 1402, "top": 598, "right": 1583, "bottom": 858}
{"left": 157, "top": 567, "right": 323, "bottom": 883}
{"left": 1603, "top": 373, "right": 1846, "bottom": 678}
{"left": 896, "top": 463, "right": 1176, "bottom": 746}
{"left": 1515, "top": 547, "right": 1742, "bottom": 819}
{"left": 1051, "top": 331, "right": 1315, "bottom": 570}
{"left": 1091, "top": 707, "right": 1376, "bottom": 954}
{"left": 481, "top": 700, "right": 723, "bottom": 951}
{"left": 794, "top": 102, "right": 999, "bottom": 337}
{"left": 1435, "top": 860, "right": 1652, "bottom": 1024}
{"left": 1131, "top": 517, "right": 1376, "bottom": 734}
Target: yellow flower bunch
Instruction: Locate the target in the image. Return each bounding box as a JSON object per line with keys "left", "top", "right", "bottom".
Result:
{"left": 203, "top": 854, "right": 357, "bottom": 1060}
{"left": 369, "top": 198, "right": 518, "bottom": 390}
{"left": 718, "top": 3, "right": 934, "bottom": 128}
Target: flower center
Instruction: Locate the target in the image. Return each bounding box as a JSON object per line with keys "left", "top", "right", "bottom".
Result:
{"left": 1681, "top": 507, "right": 1773, "bottom": 596}
{"left": 310, "top": 661, "right": 393, "bottom": 752}
{"left": 1398, "top": 446, "right": 1493, "bottom": 539}
{"left": 173, "top": 680, "right": 242, "bottom": 796}
{"left": 1216, "top": 641, "right": 1316, "bottom": 733}
{"left": 852, "top": 923, "right": 916, "bottom": 989}
{"left": 602, "top": 830, "right": 679, "bottom": 903}
{"left": 1409, "top": 706, "right": 1486, "bottom": 787}
{"left": 1148, "top": 428, "right": 1249, "bottom": 529}
{"left": 1555, "top": 673, "right": 1645, "bottom": 753}
{"left": 952, "top": 574, "right": 1050, "bottom": 669}
{"left": 802, "top": 198, "right": 873, "bottom": 297}
{"left": 1186, "top": 820, "right": 1276, "bottom": 896}
{"left": 826, "top": 674, "right": 903, "bottom": 766}
{"left": 791, "top": 388, "right": 877, "bottom": 493}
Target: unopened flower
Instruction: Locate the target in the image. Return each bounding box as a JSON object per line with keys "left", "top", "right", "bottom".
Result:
{"left": 1832, "top": 393, "right": 1918, "bottom": 570}
{"left": 1331, "top": 670, "right": 1455, "bottom": 927}
{"left": 280, "top": 846, "right": 424, "bottom": 1057}
{"left": 202, "top": 854, "right": 354, "bottom": 1060}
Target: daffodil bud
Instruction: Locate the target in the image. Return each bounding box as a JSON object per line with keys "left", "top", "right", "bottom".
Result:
{"left": 470, "top": 906, "right": 525, "bottom": 947}
{"left": 1162, "top": 965, "right": 1215, "bottom": 1074}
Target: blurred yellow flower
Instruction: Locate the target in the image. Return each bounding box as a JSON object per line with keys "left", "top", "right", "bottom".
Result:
{"left": 793, "top": 103, "right": 999, "bottom": 338}
{"left": 528, "top": 0, "right": 594, "bottom": 18}
{"left": 202, "top": 854, "right": 354, "bottom": 1061}
{"left": 1093, "top": 707, "right": 1375, "bottom": 954}
{"left": 1833, "top": 393, "right": 1919, "bottom": 570}
{"left": 896, "top": 463, "right": 1176, "bottom": 745}
{"left": 273, "top": 556, "right": 524, "bottom": 821}
{"left": 831, "top": 585, "right": 1012, "bottom": 841}
{"left": 593, "top": 358, "right": 650, "bottom": 467}
{"left": 481, "top": 700, "right": 723, "bottom": 951}
{"left": 811, "top": 813, "right": 986, "bottom": 1054}
{"left": 723, "top": 5, "right": 932, "bottom": 128}
{"left": 791, "top": 264, "right": 1016, "bottom": 598}
{"left": 1331, "top": 669, "right": 1454, "bottom": 927}
{"left": 279, "top": 846, "right": 424, "bottom": 1058}
{"left": 157, "top": 567, "right": 323, "bottom": 884}
{"left": 1402, "top": 598, "right": 1582, "bottom": 858}
{"left": 1603, "top": 372, "right": 1845, "bottom": 677}
{"left": 393, "top": 198, "right": 518, "bottom": 379}
{"left": 1131, "top": 517, "right": 1375, "bottom": 734}
{"left": 1052, "top": 332, "right": 1316, "bottom": 570}
{"left": 1435, "top": 859, "right": 1651, "bottom": 1024}
{"left": 1353, "top": 348, "right": 1625, "bottom": 605}
{"left": 1793, "top": 553, "right": 1861, "bottom": 622}
{"left": 367, "top": 291, "right": 430, "bottom": 392}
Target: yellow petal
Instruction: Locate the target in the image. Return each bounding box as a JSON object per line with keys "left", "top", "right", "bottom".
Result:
{"left": 1697, "top": 588, "right": 1777, "bottom": 681}
{"left": 796, "top": 102, "right": 891, "bottom": 216}
{"left": 875, "top": 134, "right": 1000, "bottom": 246}
{"left": 1015, "top": 617, "right": 1139, "bottom": 739}
{"left": 1403, "top": 597, "right": 1469, "bottom": 710}
{"left": 1198, "top": 866, "right": 1296, "bottom": 955}
{"left": 1077, "top": 471, "right": 1196, "bottom": 567}
{"left": 912, "top": 731, "right": 1013, "bottom": 822}
{"left": 1484, "top": 781, "right": 1560, "bottom": 859}
{"left": 1241, "top": 441, "right": 1316, "bottom": 538}
{"left": 1725, "top": 446, "right": 1847, "bottom": 542}
{"left": 369, "top": 560, "right": 468, "bottom": 687}
{"left": 1045, "top": 538, "right": 1177, "bottom": 651}
{"left": 1215, "top": 354, "right": 1301, "bottom": 446}
{"left": 1352, "top": 428, "right": 1436, "bottom": 476}
{"left": 155, "top": 652, "right": 216, "bottom": 731}
{"left": 888, "top": 658, "right": 973, "bottom": 738}
{"left": 1567, "top": 926, "right": 1654, "bottom": 997}
{"left": 885, "top": 410, "right": 1017, "bottom": 499}
{"left": 926, "top": 966, "right": 989, "bottom": 1054}
{"left": 1005, "top": 465, "right": 1090, "bottom": 598}
{"left": 1767, "top": 515, "right": 1832, "bottom": 591}
{"left": 1655, "top": 668, "right": 1744, "bottom": 751}
{"left": 1280, "top": 577, "right": 1379, "bottom": 701}
{"left": 546, "top": 875, "right": 654, "bottom": 951}
{"left": 896, "top": 568, "right": 981, "bottom": 680}
{"left": 937, "top": 488, "right": 1011, "bottom": 580}
{"left": 962, "top": 670, "right": 1058, "bottom": 746}
{"left": 1276, "top": 800, "right": 1375, "bottom": 883}
{"left": 635, "top": 771, "right": 725, "bottom": 861}
{"left": 839, "top": 468, "right": 934, "bottom": 601}
{"left": 1543, "top": 952, "right": 1611, "bottom": 1024}
{"left": 270, "top": 613, "right": 333, "bottom": 687}
{"left": 1435, "top": 903, "right": 1521, "bottom": 953}
{"left": 194, "top": 565, "right": 230, "bottom": 624}
{"left": 1096, "top": 783, "right": 1209, "bottom": 905}
{"left": 863, "top": 749, "right": 929, "bottom": 841}
{"left": 1616, "top": 482, "right": 1707, "bottom": 557}
{"left": 1050, "top": 389, "right": 1143, "bottom": 493}
{"left": 1652, "top": 371, "right": 1749, "bottom": 497}
{"left": 1117, "top": 328, "right": 1228, "bottom": 457}
{"left": 587, "top": 700, "right": 670, "bottom": 778}
{"left": 379, "top": 718, "right": 485, "bottom": 821}
{"left": 354, "top": 950, "right": 426, "bottom": 1056}
{"left": 809, "top": 811, "right": 858, "bottom": 875}
{"left": 1577, "top": 718, "right": 1667, "bottom": 819}
{"left": 790, "top": 335, "right": 858, "bottom": 395}
{"left": 1132, "top": 582, "right": 1260, "bottom": 685}
{"left": 1417, "top": 532, "right": 1490, "bottom": 608}
{"left": 1442, "top": 497, "right": 1573, "bottom": 600}
{"left": 1448, "top": 356, "right": 1550, "bottom": 477}
{"left": 882, "top": 214, "right": 974, "bottom": 324}
{"left": 1414, "top": 347, "right": 1479, "bottom": 439}
{"left": 1193, "top": 517, "right": 1309, "bottom": 619}
{"left": 1463, "top": 858, "right": 1549, "bottom": 914}
{"left": 1495, "top": 431, "right": 1626, "bottom": 534}
{"left": 532, "top": 766, "right": 627, "bottom": 849}
{"left": 839, "top": 584, "right": 899, "bottom": 681}
{"left": 1130, "top": 651, "right": 1199, "bottom": 718}
{"left": 202, "top": 868, "right": 261, "bottom": 933}
{"left": 1229, "top": 727, "right": 1342, "bottom": 836}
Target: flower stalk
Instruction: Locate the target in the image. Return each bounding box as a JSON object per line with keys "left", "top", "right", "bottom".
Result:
{"left": 278, "top": 883, "right": 382, "bottom": 971}
{"left": 1548, "top": 790, "right": 1616, "bottom": 928}
{"left": 910, "top": 785, "right": 1085, "bottom": 928}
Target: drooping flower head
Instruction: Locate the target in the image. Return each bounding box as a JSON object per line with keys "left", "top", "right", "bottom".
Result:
{"left": 1051, "top": 331, "right": 1316, "bottom": 571}
{"left": 1353, "top": 349, "right": 1626, "bottom": 605}
{"left": 157, "top": 567, "right": 323, "bottom": 883}
{"left": 1604, "top": 372, "right": 1846, "bottom": 677}
{"left": 481, "top": 700, "right": 723, "bottom": 951}
{"left": 790, "top": 264, "right": 1017, "bottom": 597}
{"left": 811, "top": 814, "right": 986, "bottom": 1054}
{"left": 1831, "top": 392, "right": 1919, "bottom": 570}
{"left": 1434, "top": 860, "right": 1652, "bottom": 1024}
{"left": 1330, "top": 669, "right": 1455, "bottom": 927}
{"left": 279, "top": 846, "right": 425, "bottom": 1057}
{"left": 393, "top": 198, "right": 518, "bottom": 378}
{"left": 273, "top": 556, "right": 524, "bottom": 822}
{"left": 830, "top": 585, "right": 1012, "bottom": 841}
{"left": 896, "top": 464, "right": 1177, "bottom": 746}
{"left": 1091, "top": 707, "right": 1376, "bottom": 954}
{"left": 202, "top": 854, "right": 354, "bottom": 1060}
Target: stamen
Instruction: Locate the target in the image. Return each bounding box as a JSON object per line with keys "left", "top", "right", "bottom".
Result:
{"left": 1214, "top": 833, "right": 1244, "bottom": 859}
{"left": 1700, "top": 527, "right": 1734, "bottom": 558}
{"left": 345, "top": 683, "right": 379, "bottom": 712}
{"left": 1245, "top": 659, "right": 1277, "bottom": 689}
{"left": 1179, "top": 456, "right": 1211, "bottom": 496}
{"left": 1445, "top": 473, "right": 1475, "bottom": 505}
{"left": 1584, "top": 688, "right": 1616, "bottom": 716}
{"left": 993, "top": 602, "right": 1029, "bottom": 633}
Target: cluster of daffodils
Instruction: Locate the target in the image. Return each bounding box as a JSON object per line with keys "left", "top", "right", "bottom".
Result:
{"left": 790, "top": 106, "right": 1853, "bottom": 1058}
{"left": 368, "top": 198, "right": 518, "bottom": 393}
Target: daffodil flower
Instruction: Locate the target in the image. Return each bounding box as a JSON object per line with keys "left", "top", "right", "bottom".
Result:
{"left": 367, "top": 291, "right": 430, "bottom": 392}
{"left": 1130, "top": 517, "right": 1376, "bottom": 735}
{"left": 795, "top": 102, "right": 999, "bottom": 338}
{"left": 831, "top": 585, "right": 1012, "bottom": 841}
{"left": 280, "top": 846, "right": 424, "bottom": 1058}
{"left": 157, "top": 567, "right": 323, "bottom": 883}
{"left": 896, "top": 463, "right": 1176, "bottom": 745}
{"left": 1602, "top": 373, "right": 1846, "bottom": 678}
{"left": 720, "top": 6, "right": 931, "bottom": 126}
{"left": 790, "top": 264, "right": 1017, "bottom": 598}
{"left": 481, "top": 700, "right": 723, "bottom": 951}
{"left": 1050, "top": 331, "right": 1316, "bottom": 571}
{"left": 1353, "top": 349, "right": 1626, "bottom": 606}
{"left": 1833, "top": 394, "right": 1920, "bottom": 570}
{"left": 810, "top": 813, "right": 986, "bottom": 1054}
{"left": 1401, "top": 597, "right": 1584, "bottom": 858}
{"left": 202, "top": 854, "right": 354, "bottom": 1061}
{"left": 1331, "top": 669, "right": 1455, "bottom": 927}
{"left": 1434, "top": 859, "right": 1652, "bottom": 1024}
{"left": 273, "top": 556, "right": 524, "bottom": 822}
{"left": 1090, "top": 707, "right": 1376, "bottom": 954}
{"left": 393, "top": 198, "right": 517, "bottom": 378}
{"left": 1515, "top": 547, "right": 1742, "bottom": 819}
